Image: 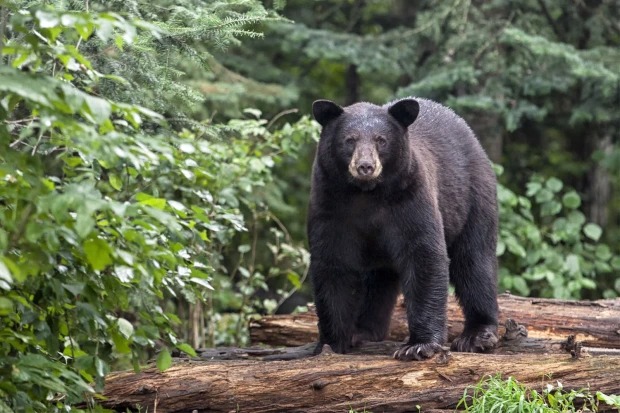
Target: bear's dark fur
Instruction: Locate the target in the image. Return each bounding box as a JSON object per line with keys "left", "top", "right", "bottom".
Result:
{"left": 308, "top": 97, "right": 499, "bottom": 361}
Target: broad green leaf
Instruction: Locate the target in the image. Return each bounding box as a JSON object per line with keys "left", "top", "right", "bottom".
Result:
{"left": 287, "top": 272, "right": 302, "bottom": 289}
{"left": 525, "top": 181, "right": 541, "bottom": 197}
{"left": 83, "top": 237, "right": 112, "bottom": 271}
{"left": 136, "top": 193, "right": 166, "bottom": 210}
{"left": 545, "top": 177, "right": 563, "bottom": 192}
{"left": 35, "top": 10, "right": 60, "bottom": 28}
{"left": 63, "top": 283, "right": 85, "bottom": 296}
{"left": 84, "top": 94, "right": 112, "bottom": 124}
{"left": 190, "top": 277, "right": 213, "bottom": 290}
{"left": 179, "top": 143, "right": 195, "bottom": 153}
{"left": 0, "top": 66, "right": 57, "bottom": 106}
{"left": 581, "top": 278, "right": 596, "bottom": 289}
{"left": 75, "top": 213, "right": 95, "bottom": 239}
{"left": 176, "top": 343, "right": 197, "bottom": 357}
{"left": 117, "top": 318, "right": 134, "bottom": 339}
{"left": 595, "top": 245, "right": 612, "bottom": 261}
{"left": 0, "top": 297, "right": 14, "bottom": 315}
{"left": 562, "top": 191, "right": 581, "bottom": 209}
{"left": 583, "top": 223, "right": 602, "bottom": 241}
{"left": 156, "top": 348, "right": 172, "bottom": 372}
{"left": 111, "top": 331, "right": 131, "bottom": 354}
{"left": 167, "top": 200, "right": 186, "bottom": 211}
{"left": 564, "top": 254, "right": 580, "bottom": 275}
{"left": 109, "top": 174, "right": 123, "bottom": 190}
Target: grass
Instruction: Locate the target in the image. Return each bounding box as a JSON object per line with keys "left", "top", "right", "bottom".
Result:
{"left": 457, "top": 375, "right": 620, "bottom": 413}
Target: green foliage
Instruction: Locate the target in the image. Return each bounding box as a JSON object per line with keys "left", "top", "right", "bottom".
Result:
{"left": 0, "top": 0, "right": 313, "bottom": 410}
{"left": 458, "top": 375, "right": 620, "bottom": 412}
{"left": 497, "top": 167, "right": 620, "bottom": 298}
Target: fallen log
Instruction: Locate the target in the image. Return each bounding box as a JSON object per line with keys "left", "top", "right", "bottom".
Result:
{"left": 195, "top": 319, "right": 613, "bottom": 361}
{"left": 249, "top": 293, "right": 620, "bottom": 348}
{"left": 102, "top": 350, "right": 620, "bottom": 412}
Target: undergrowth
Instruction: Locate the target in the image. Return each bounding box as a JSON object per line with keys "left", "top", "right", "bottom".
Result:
{"left": 458, "top": 375, "right": 620, "bottom": 413}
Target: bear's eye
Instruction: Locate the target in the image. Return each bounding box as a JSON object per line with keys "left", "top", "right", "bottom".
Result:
{"left": 375, "top": 136, "right": 387, "bottom": 147}
{"left": 344, "top": 137, "right": 356, "bottom": 146}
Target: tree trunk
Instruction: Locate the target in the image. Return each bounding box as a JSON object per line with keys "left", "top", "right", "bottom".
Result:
{"left": 345, "top": 64, "right": 360, "bottom": 105}
{"left": 101, "top": 351, "right": 620, "bottom": 413}
{"left": 587, "top": 131, "right": 613, "bottom": 227}
{"left": 465, "top": 110, "right": 503, "bottom": 163}
{"left": 249, "top": 293, "right": 620, "bottom": 348}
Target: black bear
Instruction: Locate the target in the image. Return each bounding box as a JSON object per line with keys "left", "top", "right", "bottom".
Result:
{"left": 308, "top": 97, "right": 499, "bottom": 361}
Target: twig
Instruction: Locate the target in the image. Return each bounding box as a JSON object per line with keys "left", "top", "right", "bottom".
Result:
{"left": 266, "top": 109, "right": 298, "bottom": 130}
{"left": 31, "top": 129, "right": 44, "bottom": 155}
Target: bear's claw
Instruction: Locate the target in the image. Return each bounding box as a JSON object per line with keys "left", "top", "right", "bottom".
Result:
{"left": 450, "top": 326, "right": 498, "bottom": 353}
{"left": 393, "top": 342, "right": 442, "bottom": 361}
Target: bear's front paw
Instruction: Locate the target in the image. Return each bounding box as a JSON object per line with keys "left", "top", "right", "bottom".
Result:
{"left": 450, "top": 326, "right": 498, "bottom": 353}
{"left": 393, "top": 342, "right": 442, "bottom": 361}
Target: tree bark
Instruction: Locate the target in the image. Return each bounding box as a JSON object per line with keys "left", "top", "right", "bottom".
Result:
{"left": 249, "top": 293, "right": 620, "bottom": 348}
{"left": 466, "top": 110, "right": 503, "bottom": 163}
{"left": 101, "top": 351, "right": 620, "bottom": 413}
{"left": 587, "top": 131, "right": 613, "bottom": 227}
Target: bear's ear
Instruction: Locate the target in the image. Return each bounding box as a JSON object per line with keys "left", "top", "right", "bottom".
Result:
{"left": 312, "top": 100, "right": 344, "bottom": 127}
{"left": 388, "top": 99, "right": 419, "bottom": 129}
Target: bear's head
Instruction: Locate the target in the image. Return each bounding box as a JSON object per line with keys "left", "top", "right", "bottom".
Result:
{"left": 312, "top": 98, "right": 419, "bottom": 191}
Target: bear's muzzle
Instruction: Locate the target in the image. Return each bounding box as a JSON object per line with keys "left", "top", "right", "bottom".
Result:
{"left": 348, "top": 144, "right": 383, "bottom": 181}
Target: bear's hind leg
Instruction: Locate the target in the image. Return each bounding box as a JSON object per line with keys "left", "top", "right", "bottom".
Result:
{"left": 351, "top": 269, "right": 400, "bottom": 347}
{"left": 448, "top": 207, "right": 499, "bottom": 353}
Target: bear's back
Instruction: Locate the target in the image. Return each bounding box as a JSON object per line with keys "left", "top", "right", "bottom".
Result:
{"left": 394, "top": 98, "right": 496, "bottom": 245}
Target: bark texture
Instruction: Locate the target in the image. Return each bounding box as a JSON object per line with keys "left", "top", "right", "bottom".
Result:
{"left": 102, "top": 351, "right": 620, "bottom": 413}
{"left": 249, "top": 293, "right": 620, "bottom": 348}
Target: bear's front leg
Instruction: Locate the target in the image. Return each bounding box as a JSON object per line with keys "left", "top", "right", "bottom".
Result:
{"left": 311, "top": 260, "right": 362, "bottom": 354}
{"left": 393, "top": 241, "right": 450, "bottom": 361}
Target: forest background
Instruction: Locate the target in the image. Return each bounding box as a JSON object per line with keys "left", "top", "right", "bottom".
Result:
{"left": 0, "top": 0, "right": 619, "bottom": 411}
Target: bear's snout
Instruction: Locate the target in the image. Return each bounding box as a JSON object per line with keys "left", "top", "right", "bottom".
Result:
{"left": 357, "top": 161, "right": 375, "bottom": 176}
{"left": 348, "top": 145, "right": 383, "bottom": 182}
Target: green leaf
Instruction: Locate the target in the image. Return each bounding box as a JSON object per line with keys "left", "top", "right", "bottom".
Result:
{"left": 564, "top": 254, "right": 580, "bottom": 275}
{"left": 512, "top": 277, "right": 530, "bottom": 295}
{"left": 581, "top": 278, "right": 596, "bottom": 289}
{"left": 84, "top": 94, "right": 112, "bottom": 124}
{"left": 95, "top": 357, "right": 107, "bottom": 378}
{"left": 156, "top": 348, "right": 172, "bottom": 372}
{"left": 0, "top": 297, "right": 14, "bottom": 316}
{"left": 117, "top": 318, "right": 134, "bottom": 339}
{"left": 63, "top": 282, "right": 85, "bottom": 296}
{"left": 0, "top": 260, "right": 13, "bottom": 290}
{"left": 583, "top": 223, "right": 602, "bottom": 241}
{"left": 136, "top": 193, "right": 167, "bottom": 210}
{"left": 525, "top": 181, "right": 541, "bottom": 197}
{"left": 109, "top": 174, "right": 123, "bottom": 191}
{"left": 562, "top": 191, "right": 581, "bottom": 209}
{"left": 176, "top": 343, "right": 197, "bottom": 357}
{"left": 75, "top": 212, "right": 95, "bottom": 239}
{"left": 83, "top": 237, "right": 112, "bottom": 271}
{"left": 595, "top": 245, "right": 612, "bottom": 261}
{"left": 35, "top": 10, "right": 60, "bottom": 28}
{"left": 545, "top": 177, "right": 563, "bottom": 192}
{"left": 287, "top": 271, "right": 302, "bottom": 289}
{"left": 111, "top": 331, "right": 131, "bottom": 354}
{"left": 190, "top": 277, "right": 214, "bottom": 290}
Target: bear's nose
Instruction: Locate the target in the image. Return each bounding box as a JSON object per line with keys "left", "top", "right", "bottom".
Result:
{"left": 357, "top": 162, "right": 375, "bottom": 176}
